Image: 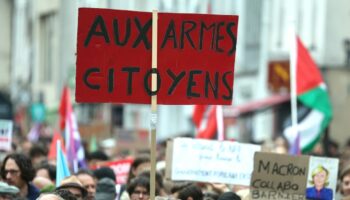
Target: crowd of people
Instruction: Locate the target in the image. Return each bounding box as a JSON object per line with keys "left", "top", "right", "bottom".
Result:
{"left": 1, "top": 131, "right": 350, "bottom": 200}
{"left": 0, "top": 136, "right": 243, "bottom": 200}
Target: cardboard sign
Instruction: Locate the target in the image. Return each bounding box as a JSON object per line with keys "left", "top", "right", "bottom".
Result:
{"left": 251, "top": 152, "right": 309, "bottom": 200}
{"left": 166, "top": 138, "right": 260, "bottom": 185}
{"left": 76, "top": 8, "right": 238, "bottom": 105}
{"left": 0, "top": 120, "right": 13, "bottom": 151}
{"left": 91, "top": 158, "right": 133, "bottom": 184}
{"left": 251, "top": 152, "right": 339, "bottom": 200}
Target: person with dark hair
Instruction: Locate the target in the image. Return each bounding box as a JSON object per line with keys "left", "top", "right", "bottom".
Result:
{"left": 338, "top": 164, "right": 350, "bottom": 199}
{"left": 174, "top": 183, "right": 203, "bottom": 200}
{"left": 170, "top": 182, "right": 192, "bottom": 194}
{"left": 118, "top": 155, "right": 150, "bottom": 200}
{"left": 29, "top": 144, "right": 48, "bottom": 168}
{"left": 0, "top": 153, "right": 40, "bottom": 199}
{"left": 87, "top": 151, "right": 109, "bottom": 168}
{"left": 126, "top": 155, "right": 151, "bottom": 185}
{"left": 93, "top": 167, "right": 116, "bottom": 182}
{"left": 76, "top": 169, "right": 97, "bottom": 200}
{"left": 35, "top": 162, "right": 56, "bottom": 182}
{"left": 33, "top": 162, "right": 56, "bottom": 193}
{"left": 139, "top": 170, "right": 167, "bottom": 196}
{"left": 217, "top": 192, "right": 241, "bottom": 200}
{"left": 203, "top": 191, "right": 219, "bottom": 200}
{"left": 127, "top": 176, "right": 152, "bottom": 200}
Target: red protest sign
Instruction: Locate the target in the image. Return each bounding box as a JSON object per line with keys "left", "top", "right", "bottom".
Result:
{"left": 76, "top": 8, "right": 238, "bottom": 105}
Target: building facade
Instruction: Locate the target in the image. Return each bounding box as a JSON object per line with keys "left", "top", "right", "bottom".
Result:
{"left": 2, "top": 0, "right": 350, "bottom": 146}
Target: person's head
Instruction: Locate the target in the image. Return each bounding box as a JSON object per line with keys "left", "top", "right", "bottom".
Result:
{"left": 0, "top": 153, "right": 35, "bottom": 188}
{"left": 36, "top": 162, "right": 56, "bottom": 182}
{"left": 29, "top": 144, "right": 48, "bottom": 167}
{"left": 175, "top": 184, "right": 203, "bottom": 200}
{"left": 0, "top": 181, "right": 20, "bottom": 200}
{"left": 171, "top": 182, "right": 192, "bottom": 195}
{"left": 36, "top": 193, "right": 64, "bottom": 200}
{"left": 53, "top": 189, "right": 78, "bottom": 200}
{"left": 76, "top": 170, "right": 97, "bottom": 200}
{"left": 327, "top": 140, "right": 339, "bottom": 157}
{"left": 203, "top": 191, "right": 219, "bottom": 200}
{"left": 273, "top": 136, "right": 289, "bottom": 154}
{"left": 87, "top": 151, "right": 109, "bottom": 168}
{"left": 32, "top": 176, "right": 54, "bottom": 190}
{"left": 95, "top": 178, "right": 116, "bottom": 200}
{"left": 55, "top": 175, "right": 87, "bottom": 200}
{"left": 127, "top": 176, "right": 151, "bottom": 200}
{"left": 139, "top": 170, "right": 163, "bottom": 195}
{"left": 127, "top": 155, "right": 151, "bottom": 184}
{"left": 93, "top": 167, "right": 116, "bottom": 182}
{"left": 309, "top": 165, "right": 329, "bottom": 188}
{"left": 340, "top": 164, "right": 350, "bottom": 196}
{"left": 218, "top": 192, "right": 241, "bottom": 200}
{"left": 311, "top": 142, "right": 324, "bottom": 156}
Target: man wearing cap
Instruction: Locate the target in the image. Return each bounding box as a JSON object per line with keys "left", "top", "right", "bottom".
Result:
{"left": 55, "top": 175, "right": 88, "bottom": 200}
{"left": 0, "top": 181, "right": 20, "bottom": 200}
{"left": 0, "top": 153, "right": 40, "bottom": 199}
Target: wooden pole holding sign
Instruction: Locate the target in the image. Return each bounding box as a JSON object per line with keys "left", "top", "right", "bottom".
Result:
{"left": 150, "top": 10, "right": 158, "bottom": 200}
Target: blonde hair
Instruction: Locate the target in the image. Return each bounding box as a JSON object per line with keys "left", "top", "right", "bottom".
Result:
{"left": 309, "top": 165, "right": 330, "bottom": 187}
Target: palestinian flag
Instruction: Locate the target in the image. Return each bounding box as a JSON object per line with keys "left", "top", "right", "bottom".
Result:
{"left": 192, "top": 105, "right": 224, "bottom": 140}
{"left": 192, "top": 105, "right": 217, "bottom": 139}
{"left": 284, "top": 36, "right": 332, "bottom": 153}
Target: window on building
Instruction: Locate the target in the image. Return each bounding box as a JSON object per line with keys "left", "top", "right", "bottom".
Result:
{"left": 39, "top": 13, "right": 56, "bottom": 83}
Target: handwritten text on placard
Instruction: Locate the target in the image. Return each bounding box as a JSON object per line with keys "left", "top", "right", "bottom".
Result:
{"left": 171, "top": 138, "right": 260, "bottom": 185}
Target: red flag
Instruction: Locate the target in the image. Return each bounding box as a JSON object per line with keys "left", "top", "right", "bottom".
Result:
{"left": 48, "top": 130, "right": 65, "bottom": 160}
{"left": 296, "top": 36, "right": 323, "bottom": 95}
{"left": 193, "top": 105, "right": 217, "bottom": 139}
{"left": 192, "top": 105, "right": 206, "bottom": 128}
{"left": 59, "top": 86, "right": 87, "bottom": 172}
{"left": 59, "top": 86, "right": 69, "bottom": 131}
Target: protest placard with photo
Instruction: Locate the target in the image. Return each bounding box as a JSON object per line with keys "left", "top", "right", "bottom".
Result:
{"left": 251, "top": 152, "right": 339, "bottom": 200}
{"left": 305, "top": 156, "right": 339, "bottom": 200}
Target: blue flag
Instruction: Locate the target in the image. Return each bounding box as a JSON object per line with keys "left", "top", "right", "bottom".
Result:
{"left": 56, "top": 140, "right": 71, "bottom": 187}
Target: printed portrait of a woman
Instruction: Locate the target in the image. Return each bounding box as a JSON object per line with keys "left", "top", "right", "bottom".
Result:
{"left": 305, "top": 165, "right": 333, "bottom": 200}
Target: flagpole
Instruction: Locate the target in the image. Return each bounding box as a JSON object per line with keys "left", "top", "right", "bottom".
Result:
{"left": 56, "top": 139, "right": 61, "bottom": 187}
{"left": 290, "top": 31, "right": 298, "bottom": 146}
{"left": 150, "top": 10, "right": 158, "bottom": 200}
{"left": 216, "top": 105, "right": 224, "bottom": 141}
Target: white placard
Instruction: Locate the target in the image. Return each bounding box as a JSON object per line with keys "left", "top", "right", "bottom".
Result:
{"left": 171, "top": 138, "right": 261, "bottom": 185}
{"left": 0, "top": 120, "right": 13, "bottom": 151}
